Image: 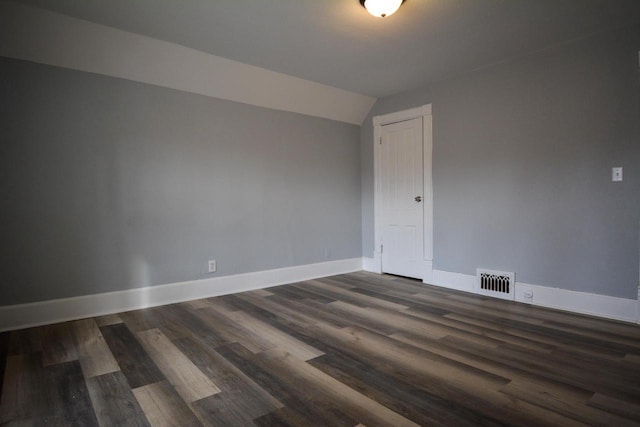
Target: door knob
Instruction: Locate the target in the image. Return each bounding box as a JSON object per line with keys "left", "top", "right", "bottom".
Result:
{"left": 415, "top": 196, "right": 422, "bottom": 202}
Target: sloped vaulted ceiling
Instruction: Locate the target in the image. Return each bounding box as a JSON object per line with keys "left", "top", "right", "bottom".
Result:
{"left": 9, "top": 0, "right": 640, "bottom": 98}
{"left": 2, "top": 0, "right": 640, "bottom": 124}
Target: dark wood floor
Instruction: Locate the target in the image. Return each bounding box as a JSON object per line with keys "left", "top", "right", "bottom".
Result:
{"left": 1, "top": 271, "right": 640, "bottom": 426}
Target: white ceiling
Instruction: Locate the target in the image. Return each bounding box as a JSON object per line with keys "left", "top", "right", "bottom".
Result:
{"left": 11, "top": 0, "right": 640, "bottom": 98}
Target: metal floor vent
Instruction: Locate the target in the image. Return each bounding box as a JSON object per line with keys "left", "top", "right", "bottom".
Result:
{"left": 476, "top": 269, "right": 515, "bottom": 301}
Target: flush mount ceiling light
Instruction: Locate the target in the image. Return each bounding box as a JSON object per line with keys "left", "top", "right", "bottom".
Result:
{"left": 360, "top": 0, "right": 404, "bottom": 18}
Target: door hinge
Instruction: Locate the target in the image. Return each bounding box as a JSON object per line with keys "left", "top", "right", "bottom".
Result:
{"left": 381, "top": 244, "right": 384, "bottom": 253}
{"left": 379, "top": 136, "right": 382, "bottom": 145}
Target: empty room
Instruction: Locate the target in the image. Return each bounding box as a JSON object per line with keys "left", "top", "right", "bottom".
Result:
{"left": 1, "top": 0, "right": 639, "bottom": 425}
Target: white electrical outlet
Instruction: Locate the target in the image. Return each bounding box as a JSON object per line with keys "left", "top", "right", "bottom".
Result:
{"left": 612, "top": 167, "right": 623, "bottom": 182}
{"left": 208, "top": 260, "right": 217, "bottom": 273}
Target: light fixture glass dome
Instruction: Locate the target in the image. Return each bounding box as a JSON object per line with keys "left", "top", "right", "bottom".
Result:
{"left": 362, "top": 0, "right": 403, "bottom": 18}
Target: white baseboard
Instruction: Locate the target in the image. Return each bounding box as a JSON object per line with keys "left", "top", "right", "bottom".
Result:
{"left": 363, "top": 251, "right": 382, "bottom": 274}
{"left": 429, "top": 269, "right": 638, "bottom": 323}
{"left": 514, "top": 281, "right": 638, "bottom": 323}
{"left": 0, "top": 257, "right": 363, "bottom": 332}
{"left": 362, "top": 257, "right": 377, "bottom": 273}
{"left": 431, "top": 269, "right": 475, "bottom": 293}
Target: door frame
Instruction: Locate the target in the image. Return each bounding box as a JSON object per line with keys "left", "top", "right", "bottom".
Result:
{"left": 372, "top": 104, "right": 433, "bottom": 283}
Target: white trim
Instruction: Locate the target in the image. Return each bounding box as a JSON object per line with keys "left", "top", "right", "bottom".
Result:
{"left": 0, "top": 2, "right": 375, "bottom": 125}
{"left": 372, "top": 105, "right": 432, "bottom": 127}
{"left": 362, "top": 257, "right": 381, "bottom": 274}
{"left": 431, "top": 269, "right": 475, "bottom": 293}
{"left": 514, "top": 282, "right": 639, "bottom": 323}
{"left": 0, "top": 258, "right": 363, "bottom": 332}
{"left": 372, "top": 104, "right": 433, "bottom": 277}
{"left": 429, "top": 269, "right": 638, "bottom": 323}
{"left": 422, "top": 260, "right": 434, "bottom": 284}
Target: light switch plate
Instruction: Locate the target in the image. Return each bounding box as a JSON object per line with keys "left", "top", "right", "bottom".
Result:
{"left": 612, "top": 167, "right": 623, "bottom": 182}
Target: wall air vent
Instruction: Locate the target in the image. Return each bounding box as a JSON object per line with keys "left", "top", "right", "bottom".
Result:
{"left": 476, "top": 269, "right": 515, "bottom": 301}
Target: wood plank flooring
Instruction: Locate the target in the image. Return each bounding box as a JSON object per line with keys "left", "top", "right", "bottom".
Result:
{"left": 1, "top": 271, "right": 640, "bottom": 426}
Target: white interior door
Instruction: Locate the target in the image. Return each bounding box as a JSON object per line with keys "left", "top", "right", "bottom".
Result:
{"left": 380, "top": 117, "right": 424, "bottom": 279}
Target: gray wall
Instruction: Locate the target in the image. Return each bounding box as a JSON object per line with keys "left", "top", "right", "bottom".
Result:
{"left": 362, "top": 25, "right": 640, "bottom": 299}
{"left": 1, "top": 57, "right": 362, "bottom": 306}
